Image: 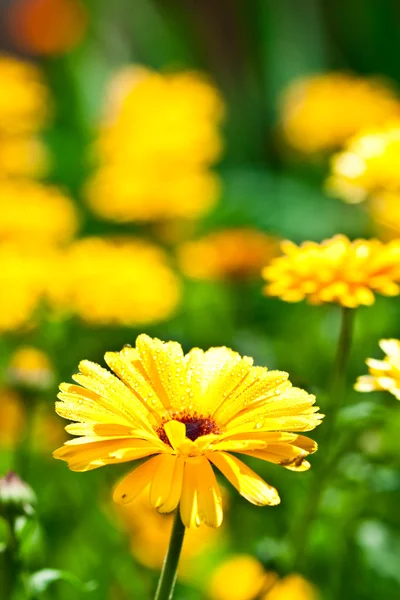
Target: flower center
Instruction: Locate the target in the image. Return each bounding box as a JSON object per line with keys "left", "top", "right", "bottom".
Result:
{"left": 157, "top": 413, "right": 221, "bottom": 445}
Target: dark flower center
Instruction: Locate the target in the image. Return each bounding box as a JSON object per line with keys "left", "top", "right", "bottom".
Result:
{"left": 157, "top": 413, "right": 221, "bottom": 445}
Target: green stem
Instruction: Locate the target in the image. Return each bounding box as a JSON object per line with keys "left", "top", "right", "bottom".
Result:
{"left": 2, "top": 518, "right": 19, "bottom": 600}
{"left": 291, "top": 306, "right": 356, "bottom": 569}
{"left": 154, "top": 509, "right": 185, "bottom": 600}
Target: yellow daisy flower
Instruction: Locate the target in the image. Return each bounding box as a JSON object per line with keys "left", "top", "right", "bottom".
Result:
{"left": 262, "top": 235, "right": 400, "bottom": 308}
{"left": 53, "top": 334, "right": 322, "bottom": 528}
{"left": 49, "top": 237, "right": 181, "bottom": 326}
{"left": 86, "top": 66, "right": 224, "bottom": 223}
{"left": 280, "top": 72, "right": 400, "bottom": 153}
{"left": 8, "top": 346, "right": 54, "bottom": 389}
{"left": 328, "top": 122, "right": 400, "bottom": 204}
{"left": 177, "top": 228, "right": 279, "bottom": 281}
{"left": 355, "top": 339, "right": 400, "bottom": 399}
{"left": 0, "top": 180, "right": 78, "bottom": 246}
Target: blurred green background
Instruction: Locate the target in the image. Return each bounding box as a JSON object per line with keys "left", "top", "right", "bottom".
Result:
{"left": 1, "top": 1, "right": 400, "bottom": 599}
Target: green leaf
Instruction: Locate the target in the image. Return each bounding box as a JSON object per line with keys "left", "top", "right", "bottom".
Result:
{"left": 25, "top": 569, "right": 97, "bottom": 597}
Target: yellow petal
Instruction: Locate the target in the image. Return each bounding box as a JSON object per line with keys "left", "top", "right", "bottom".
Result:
{"left": 195, "top": 457, "right": 223, "bottom": 527}
{"left": 180, "top": 459, "right": 199, "bottom": 528}
{"left": 113, "top": 455, "right": 162, "bottom": 504}
{"left": 164, "top": 420, "right": 187, "bottom": 450}
{"left": 208, "top": 452, "right": 280, "bottom": 506}
{"left": 158, "top": 458, "right": 185, "bottom": 514}
{"left": 150, "top": 454, "right": 177, "bottom": 508}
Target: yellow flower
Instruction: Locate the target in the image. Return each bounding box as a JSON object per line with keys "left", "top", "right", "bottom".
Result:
{"left": 0, "top": 135, "right": 48, "bottom": 178}
{"left": 261, "top": 573, "right": 318, "bottom": 600}
{"left": 280, "top": 72, "right": 400, "bottom": 153}
{"left": 0, "top": 180, "right": 78, "bottom": 245}
{"left": 0, "top": 54, "right": 49, "bottom": 134}
{"left": 86, "top": 66, "right": 224, "bottom": 222}
{"left": 355, "top": 339, "right": 400, "bottom": 399}
{"left": 0, "top": 243, "right": 53, "bottom": 332}
{"left": 208, "top": 555, "right": 272, "bottom": 600}
{"left": 8, "top": 346, "right": 54, "bottom": 389}
{"left": 50, "top": 237, "right": 181, "bottom": 326}
{"left": 53, "top": 334, "right": 322, "bottom": 528}
{"left": 116, "top": 486, "right": 224, "bottom": 575}
{"left": 262, "top": 235, "right": 400, "bottom": 308}
{"left": 328, "top": 122, "right": 400, "bottom": 203}
{"left": 177, "top": 228, "right": 279, "bottom": 281}
{"left": 208, "top": 555, "right": 319, "bottom": 600}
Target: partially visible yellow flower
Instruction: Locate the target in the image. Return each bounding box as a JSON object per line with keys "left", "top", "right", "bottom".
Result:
{"left": 0, "top": 180, "right": 78, "bottom": 245}
{"left": 355, "top": 339, "right": 400, "bottom": 399}
{"left": 208, "top": 555, "right": 318, "bottom": 600}
{"left": 262, "top": 235, "right": 400, "bottom": 308}
{"left": 50, "top": 237, "right": 181, "bottom": 326}
{"left": 262, "top": 573, "right": 318, "bottom": 600}
{"left": 8, "top": 346, "right": 54, "bottom": 389}
{"left": 0, "top": 244, "right": 53, "bottom": 332}
{"left": 53, "top": 334, "right": 322, "bottom": 528}
{"left": 177, "top": 228, "right": 279, "bottom": 281}
{"left": 0, "top": 54, "right": 49, "bottom": 134}
{"left": 328, "top": 122, "right": 400, "bottom": 203}
{"left": 116, "top": 486, "right": 224, "bottom": 576}
{"left": 86, "top": 164, "right": 219, "bottom": 223}
{"left": 368, "top": 192, "right": 400, "bottom": 239}
{"left": 0, "top": 390, "right": 25, "bottom": 448}
{"left": 0, "top": 136, "right": 48, "bottom": 178}
{"left": 86, "top": 66, "right": 224, "bottom": 222}
{"left": 280, "top": 73, "right": 400, "bottom": 153}
{"left": 208, "top": 555, "right": 272, "bottom": 600}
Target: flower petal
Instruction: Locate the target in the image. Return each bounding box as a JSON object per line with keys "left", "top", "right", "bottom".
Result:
{"left": 195, "top": 457, "right": 223, "bottom": 527}
{"left": 164, "top": 420, "right": 187, "bottom": 450}
{"left": 113, "top": 455, "right": 162, "bottom": 504}
{"left": 158, "top": 458, "right": 185, "bottom": 514}
{"left": 150, "top": 454, "right": 178, "bottom": 508}
{"left": 208, "top": 451, "right": 280, "bottom": 506}
{"left": 180, "top": 459, "right": 199, "bottom": 528}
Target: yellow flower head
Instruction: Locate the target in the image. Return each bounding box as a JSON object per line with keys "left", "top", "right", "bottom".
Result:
{"left": 0, "top": 136, "right": 48, "bottom": 178}
{"left": 209, "top": 555, "right": 318, "bottom": 600}
{"left": 0, "top": 54, "right": 49, "bottom": 134}
{"left": 0, "top": 180, "right": 78, "bottom": 245}
{"left": 262, "top": 235, "right": 400, "bottom": 308}
{"left": 50, "top": 237, "right": 181, "bottom": 326}
{"left": 280, "top": 72, "right": 400, "bottom": 153}
{"left": 0, "top": 243, "right": 53, "bottom": 332}
{"left": 355, "top": 339, "right": 400, "bottom": 399}
{"left": 177, "top": 228, "right": 279, "bottom": 281}
{"left": 262, "top": 574, "right": 318, "bottom": 600}
{"left": 8, "top": 346, "right": 54, "bottom": 389}
{"left": 208, "top": 555, "right": 271, "bottom": 600}
{"left": 328, "top": 122, "right": 400, "bottom": 203}
{"left": 116, "top": 487, "right": 223, "bottom": 574}
{"left": 86, "top": 66, "right": 224, "bottom": 222}
{"left": 53, "top": 334, "right": 322, "bottom": 528}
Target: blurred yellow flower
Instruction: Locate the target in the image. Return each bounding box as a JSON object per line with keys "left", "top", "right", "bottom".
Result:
{"left": 262, "top": 235, "right": 400, "bottom": 308}
{"left": 8, "top": 346, "right": 54, "bottom": 389}
{"left": 50, "top": 237, "right": 181, "bottom": 326}
{"left": 328, "top": 122, "right": 400, "bottom": 203}
{"left": 116, "top": 486, "right": 223, "bottom": 575}
{"left": 0, "top": 54, "right": 49, "bottom": 134}
{"left": 0, "top": 244, "right": 53, "bottom": 332}
{"left": 262, "top": 573, "right": 318, "bottom": 600}
{"left": 208, "top": 555, "right": 272, "bottom": 600}
{"left": 0, "top": 390, "right": 25, "bottom": 448}
{"left": 209, "top": 555, "right": 318, "bottom": 600}
{"left": 369, "top": 192, "right": 400, "bottom": 238}
{"left": 0, "top": 136, "right": 48, "bottom": 178}
{"left": 280, "top": 72, "right": 400, "bottom": 153}
{"left": 177, "top": 228, "right": 279, "bottom": 281}
{"left": 86, "top": 66, "right": 224, "bottom": 222}
{"left": 355, "top": 339, "right": 400, "bottom": 399}
{"left": 54, "top": 334, "right": 322, "bottom": 528}
{"left": 0, "top": 180, "right": 78, "bottom": 245}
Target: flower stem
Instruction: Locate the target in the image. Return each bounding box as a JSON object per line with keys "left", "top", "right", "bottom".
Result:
{"left": 291, "top": 306, "right": 356, "bottom": 569}
{"left": 154, "top": 509, "right": 186, "bottom": 600}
